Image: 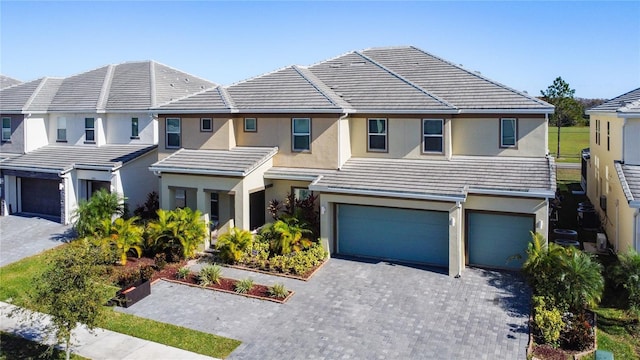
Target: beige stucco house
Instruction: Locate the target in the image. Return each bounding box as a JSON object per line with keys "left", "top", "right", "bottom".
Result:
{"left": 150, "top": 46, "right": 556, "bottom": 276}
{"left": 585, "top": 88, "right": 640, "bottom": 252}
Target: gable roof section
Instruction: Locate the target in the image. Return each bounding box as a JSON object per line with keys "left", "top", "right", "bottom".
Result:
{"left": 0, "top": 144, "right": 157, "bottom": 174}
{"left": 48, "top": 65, "right": 111, "bottom": 111}
{"left": 0, "top": 78, "right": 46, "bottom": 112}
{"left": 589, "top": 88, "right": 640, "bottom": 113}
{"left": 615, "top": 162, "right": 640, "bottom": 207}
{"left": 149, "top": 147, "right": 278, "bottom": 177}
{"left": 0, "top": 75, "right": 22, "bottom": 89}
{"left": 361, "top": 46, "right": 552, "bottom": 112}
{"left": 307, "top": 51, "right": 455, "bottom": 113}
{"left": 309, "top": 156, "right": 556, "bottom": 201}
{"left": 151, "top": 62, "right": 215, "bottom": 108}
{"left": 155, "top": 86, "right": 233, "bottom": 113}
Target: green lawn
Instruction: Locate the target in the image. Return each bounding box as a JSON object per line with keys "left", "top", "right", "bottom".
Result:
{"left": 548, "top": 125, "right": 589, "bottom": 163}
{"left": 0, "top": 247, "right": 241, "bottom": 359}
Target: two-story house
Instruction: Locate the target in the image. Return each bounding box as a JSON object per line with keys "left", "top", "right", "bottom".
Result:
{"left": 0, "top": 61, "right": 214, "bottom": 223}
{"left": 150, "top": 46, "right": 556, "bottom": 276}
{"left": 585, "top": 88, "right": 640, "bottom": 252}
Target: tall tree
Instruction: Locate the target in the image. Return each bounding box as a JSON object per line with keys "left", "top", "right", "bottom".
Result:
{"left": 540, "top": 77, "right": 583, "bottom": 158}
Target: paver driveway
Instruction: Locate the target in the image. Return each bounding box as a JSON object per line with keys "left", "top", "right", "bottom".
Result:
{"left": 0, "top": 215, "right": 72, "bottom": 266}
{"left": 119, "top": 257, "right": 531, "bottom": 359}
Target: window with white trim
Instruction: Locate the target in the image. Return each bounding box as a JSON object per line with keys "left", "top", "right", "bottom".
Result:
{"left": 500, "top": 118, "right": 517, "bottom": 148}
{"left": 244, "top": 118, "right": 257, "bottom": 132}
{"left": 131, "top": 118, "right": 139, "bottom": 138}
{"left": 292, "top": 118, "right": 310, "bottom": 151}
{"left": 175, "top": 188, "right": 186, "bottom": 209}
{"left": 368, "top": 118, "right": 387, "bottom": 152}
{"left": 607, "top": 121, "right": 610, "bottom": 151}
{"left": 85, "top": 118, "right": 95, "bottom": 142}
{"left": 166, "top": 118, "right": 181, "bottom": 148}
{"left": 423, "top": 119, "right": 444, "bottom": 153}
{"left": 595, "top": 119, "right": 600, "bottom": 145}
{"left": 200, "top": 118, "right": 212, "bottom": 132}
{"left": 293, "top": 187, "right": 312, "bottom": 201}
{"left": 57, "top": 117, "right": 67, "bottom": 141}
{"left": 1, "top": 117, "right": 10, "bottom": 141}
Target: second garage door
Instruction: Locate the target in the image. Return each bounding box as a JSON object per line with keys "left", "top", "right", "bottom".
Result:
{"left": 337, "top": 204, "right": 448, "bottom": 267}
{"left": 21, "top": 177, "right": 61, "bottom": 218}
{"left": 467, "top": 212, "right": 534, "bottom": 270}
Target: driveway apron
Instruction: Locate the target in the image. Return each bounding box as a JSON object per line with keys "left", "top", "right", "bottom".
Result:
{"left": 0, "top": 215, "right": 72, "bottom": 266}
{"left": 118, "top": 258, "right": 530, "bottom": 359}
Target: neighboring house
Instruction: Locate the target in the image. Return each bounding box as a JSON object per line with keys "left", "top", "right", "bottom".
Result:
{"left": 585, "top": 88, "right": 640, "bottom": 252}
{"left": 150, "top": 46, "right": 556, "bottom": 276}
{"left": 0, "top": 75, "right": 22, "bottom": 90}
{"left": 0, "top": 61, "right": 214, "bottom": 224}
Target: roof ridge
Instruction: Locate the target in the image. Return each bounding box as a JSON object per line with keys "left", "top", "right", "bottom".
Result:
{"left": 217, "top": 86, "right": 236, "bottom": 110}
{"left": 291, "top": 65, "right": 347, "bottom": 110}
{"left": 354, "top": 51, "right": 457, "bottom": 109}
{"left": 408, "top": 46, "right": 552, "bottom": 107}
{"left": 21, "top": 77, "right": 48, "bottom": 112}
{"left": 224, "top": 64, "right": 295, "bottom": 88}
{"left": 97, "top": 64, "right": 115, "bottom": 111}
{"left": 149, "top": 61, "right": 158, "bottom": 108}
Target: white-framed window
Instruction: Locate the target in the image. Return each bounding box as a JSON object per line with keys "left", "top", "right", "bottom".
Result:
{"left": 607, "top": 121, "right": 610, "bottom": 151}
{"left": 57, "top": 117, "right": 66, "bottom": 141}
{"left": 244, "top": 118, "right": 257, "bottom": 132}
{"left": 166, "top": 118, "right": 181, "bottom": 148}
{"left": 2, "top": 117, "right": 11, "bottom": 141}
{"left": 131, "top": 118, "right": 139, "bottom": 138}
{"left": 292, "top": 118, "right": 311, "bottom": 151}
{"left": 200, "top": 118, "right": 212, "bottom": 132}
{"left": 368, "top": 118, "right": 387, "bottom": 152}
{"left": 85, "top": 117, "right": 95, "bottom": 142}
{"left": 175, "top": 188, "right": 186, "bottom": 209}
{"left": 423, "top": 119, "right": 444, "bottom": 153}
{"left": 293, "top": 187, "right": 312, "bottom": 201}
{"left": 500, "top": 118, "right": 517, "bottom": 148}
{"left": 595, "top": 119, "right": 600, "bottom": 145}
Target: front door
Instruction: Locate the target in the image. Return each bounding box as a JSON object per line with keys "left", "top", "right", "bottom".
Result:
{"left": 210, "top": 192, "right": 219, "bottom": 228}
{"left": 249, "top": 190, "right": 265, "bottom": 230}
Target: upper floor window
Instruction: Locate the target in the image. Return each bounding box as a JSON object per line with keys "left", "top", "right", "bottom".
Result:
{"left": 166, "top": 118, "right": 181, "bottom": 148}
{"left": 200, "top": 118, "right": 212, "bottom": 132}
{"left": 606, "top": 121, "right": 610, "bottom": 151}
{"left": 85, "top": 118, "right": 95, "bottom": 142}
{"left": 292, "top": 118, "right": 310, "bottom": 152}
{"left": 595, "top": 119, "right": 600, "bottom": 145}
{"left": 131, "top": 118, "right": 139, "bottom": 139}
{"left": 500, "top": 118, "right": 517, "bottom": 148}
{"left": 244, "top": 118, "right": 257, "bottom": 132}
{"left": 368, "top": 118, "right": 387, "bottom": 152}
{"left": 1, "top": 117, "right": 10, "bottom": 141}
{"left": 57, "top": 117, "right": 66, "bottom": 142}
{"left": 423, "top": 119, "right": 444, "bottom": 153}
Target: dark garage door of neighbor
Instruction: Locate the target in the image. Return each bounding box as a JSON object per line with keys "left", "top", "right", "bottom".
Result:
{"left": 337, "top": 204, "right": 449, "bottom": 267}
{"left": 21, "top": 177, "right": 61, "bottom": 217}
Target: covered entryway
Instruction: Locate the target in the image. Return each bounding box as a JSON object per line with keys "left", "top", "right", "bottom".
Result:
{"left": 466, "top": 211, "right": 535, "bottom": 270}
{"left": 337, "top": 204, "right": 449, "bottom": 267}
{"left": 249, "top": 190, "right": 265, "bottom": 230}
{"left": 20, "top": 177, "right": 61, "bottom": 218}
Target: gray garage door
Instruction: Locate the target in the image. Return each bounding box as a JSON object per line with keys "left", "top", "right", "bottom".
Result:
{"left": 467, "top": 212, "right": 534, "bottom": 270}
{"left": 337, "top": 204, "right": 449, "bottom": 267}
{"left": 21, "top": 178, "right": 61, "bottom": 217}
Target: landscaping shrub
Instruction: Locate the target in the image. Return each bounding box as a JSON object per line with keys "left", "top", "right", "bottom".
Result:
{"left": 115, "top": 267, "right": 142, "bottom": 288}
{"left": 198, "top": 264, "right": 222, "bottom": 286}
{"left": 267, "top": 283, "right": 289, "bottom": 299}
{"left": 560, "top": 312, "right": 594, "bottom": 351}
{"left": 234, "top": 278, "right": 254, "bottom": 294}
{"left": 154, "top": 253, "right": 167, "bottom": 270}
{"left": 139, "top": 264, "right": 155, "bottom": 282}
{"left": 147, "top": 208, "right": 207, "bottom": 260}
{"left": 176, "top": 266, "right": 191, "bottom": 280}
{"left": 269, "top": 218, "right": 313, "bottom": 255}
{"left": 267, "top": 192, "right": 319, "bottom": 238}
{"left": 73, "top": 189, "right": 124, "bottom": 239}
{"left": 216, "top": 227, "right": 253, "bottom": 263}
{"left": 100, "top": 217, "right": 144, "bottom": 265}
{"left": 610, "top": 249, "right": 640, "bottom": 310}
{"left": 532, "top": 296, "right": 564, "bottom": 348}
{"left": 268, "top": 243, "right": 327, "bottom": 275}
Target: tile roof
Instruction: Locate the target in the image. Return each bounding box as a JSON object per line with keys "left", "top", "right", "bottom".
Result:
{"left": 589, "top": 88, "right": 640, "bottom": 112}
{"left": 309, "top": 156, "right": 556, "bottom": 201}
{"left": 0, "top": 75, "right": 22, "bottom": 89}
{"left": 155, "top": 86, "right": 232, "bottom": 112}
{"left": 0, "top": 78, "right": 46, "bottom": 112}
{"left": 615, "top": 162, "right": 640, "bottom": 207}
{"left": 264, "top": 167, "right": 338, "bottom": 181}
{"left": 360, "top": 46, "right": 552, "bottom": 111}
{"left": 150, "top": 147, "right": 278, "bottom": 176}
{"left": 0, "top": 144, "right": 157, "bottom": 173}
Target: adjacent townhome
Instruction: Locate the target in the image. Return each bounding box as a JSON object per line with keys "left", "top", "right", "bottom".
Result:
{"left": 0, "top": 62, "right": 214, "bottom": 224}
{"left": 585, "top": 88, "right": 640, "bottom": 252}
{"left": 150, "top": 46, "right": 556, "bottom": 276}
{"left": 0, "top": 75, "right": 22, "bottom": 90}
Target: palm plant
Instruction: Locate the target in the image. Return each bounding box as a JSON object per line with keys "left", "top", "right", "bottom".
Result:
{"left": 146, "top": 209, "right": 179, "bottom": 256}
{"left": 270, "top": 218, "right": 312, "bottom": 255}
{"left": 557, "top": 248, "right": 604, "bottom": 311}
{"left": 610, "top": 249, "right": 640, "bottom": 309}
{"left": 73, "top": 189, "right": 124, "bottom": 238}
{"left": 101, "top": 217, "right": 144, "bottom": 265}
{"left": 171, "top": 207, "right": 207, "bottom": 259}
{"left": 216, "top": 227, "right": 253, "bottom": 263}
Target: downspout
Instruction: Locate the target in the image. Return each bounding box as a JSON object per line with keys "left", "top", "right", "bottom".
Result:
{"left": 635, "top": 209, "right": 639, "bottom": 251}
{"left": 337, "top": 112, "right": 349, "bottom": 170}
{"left": 456, "top": 201, "right": 463, "bottom": 278}
{"left": 544, "top": 113, "right": 549, "bottom": 156}
{"left": 622, "top": 118, "right": 627, "bottom": 163}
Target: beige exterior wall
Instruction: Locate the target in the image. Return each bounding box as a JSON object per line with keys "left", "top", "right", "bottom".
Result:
{"left": 349, "top": 115, "right": 451, "bottom": 160}
{"left": 157, "top": 115, "right": 235, "bottom": 160}
{"left": 451, "top": 115, "right": 547, "bottom": 157}
{"left": 234, "top": 115, "right": 340, "bottom": 169}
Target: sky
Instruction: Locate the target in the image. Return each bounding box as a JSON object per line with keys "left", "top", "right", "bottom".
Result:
{"left": 1, "top": 1, "right": 639, "bottom": 99}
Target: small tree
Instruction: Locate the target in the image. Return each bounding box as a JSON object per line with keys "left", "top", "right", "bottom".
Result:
{"left": 540, "top": 77, "right": 584, "bottom": 158}
{"left": 32, "top": 240, "right": 108, "bottom": 360}
{"left": 73, "top": 189, "right": 124, "bottom": 238}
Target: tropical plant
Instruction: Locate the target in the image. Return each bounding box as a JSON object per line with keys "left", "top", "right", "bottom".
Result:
{"left": 556, "top": 248, "right": 604, "bottom": 311}
{"left": 532, "top": 296, "right": 564, "bottom": 348}
{"left": 73, "top": 189, "right": 124, "bottom": 238}
{"left": 610, "top": 249, "right": 640, "bottom": 310}
{"left": 216, "top": 227, "right": 254, "bottom": 263}
{"left": 176, "top": 266, "right": 191, "bottom": 280}
{"left": 560, "top": 312, "right": 594, "bottom": 351}
{"left": 154, "top": 252, "right": 167, "bottom": 270}
{"left": 147, "top": 208, "right": 207, "bottom": 260}
{"left": 198, "top": 264, "right": 222, "bottom": 287}
{"left": 270, "top": 218, "right": 312, "bottom": 255}
{"left": 234, "top": 278, "right": 254, "bottom": 294}
{"left": 267, "top": 283, "right": 289, "bottom": 299}
{"left": 100, "top": 216, "right": 144, "bottom": 265}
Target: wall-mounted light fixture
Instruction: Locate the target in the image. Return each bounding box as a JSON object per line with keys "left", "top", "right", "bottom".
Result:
{"left": 536, "top": 219, "right": 544, "bottom": 229}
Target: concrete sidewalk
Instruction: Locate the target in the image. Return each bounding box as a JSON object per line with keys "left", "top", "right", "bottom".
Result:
{"left": 0, "top": 301, "right": 218, "bottom": 360}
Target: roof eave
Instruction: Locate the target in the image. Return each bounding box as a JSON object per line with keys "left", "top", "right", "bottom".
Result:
{"left": 148, "top": 166, "right": 245, "bottom": 177}
{"left": 264, "top": 173, "right": 320, "bottom": 182}
{"left": 0, "top": 165, "right": 66, "bottom": 174}
{"left": 155, "top": 109, "right": 233, "bottom": 114}
{"left": 309, "top": 181, "right": 466, "bottom": 202}
{"left": 618, "top": 112, "right": 640, "bottom": 118}
{"left": 629, "top": 200, "right": 640, "bottom": 208}
{"left": 234, "top": 108, "right": 344, "bottom": 114}
{"left": 468, "top": 187, "right": 555, "bottom": 199}
{"left": 349, "top": 109, "right": 457, "bottom": 114}
{"left": 457, "top": 108, "right": 554, "bottom": 115}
